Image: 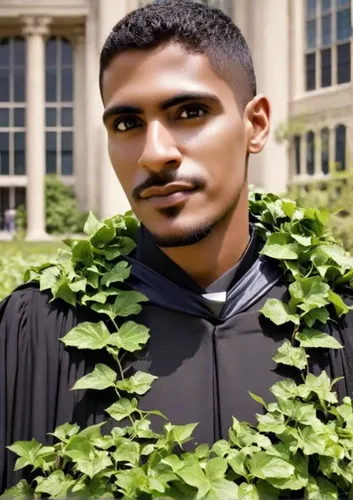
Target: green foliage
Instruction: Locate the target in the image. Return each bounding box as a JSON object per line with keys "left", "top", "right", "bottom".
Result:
{"left": 287, "top": 174, "right": 353, "bottom": 254}
{"left": 2, "top": 191, "right": 353, "bottom": 499}
{"left": 16, "top": 175, "right": 88, "bottom": 234}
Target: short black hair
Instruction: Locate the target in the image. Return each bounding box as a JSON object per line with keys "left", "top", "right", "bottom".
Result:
{"left": 99, "top": 0, "right": 256, "bottom": 108}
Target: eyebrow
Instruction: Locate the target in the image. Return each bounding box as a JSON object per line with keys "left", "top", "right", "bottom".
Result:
{"left": 102, "top": 92, "right": 221, "bottom": 124}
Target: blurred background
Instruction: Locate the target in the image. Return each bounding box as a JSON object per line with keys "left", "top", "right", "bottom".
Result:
{"left": 0, "top": 0, "right": 352, "bottom": 296}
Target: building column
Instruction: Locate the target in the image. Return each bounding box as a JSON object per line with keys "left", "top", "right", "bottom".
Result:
{"left": 22, "top": 17, "right": 50, "bottom": 240}
{"left": 98, "top": 0, "right": 131, "bottom": 219}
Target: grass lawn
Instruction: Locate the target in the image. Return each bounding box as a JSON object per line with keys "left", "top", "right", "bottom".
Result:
{"left": 0, "top": 239, "right": 65, "bottom": 300}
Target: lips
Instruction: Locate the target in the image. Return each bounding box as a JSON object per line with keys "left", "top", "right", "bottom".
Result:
{"left": 140, "top": 182, "right": 196, "bottom": 199}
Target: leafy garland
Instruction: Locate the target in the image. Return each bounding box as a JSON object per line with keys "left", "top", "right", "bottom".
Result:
{"left": 2, "top": 189, "right": 353, "bottom": 500}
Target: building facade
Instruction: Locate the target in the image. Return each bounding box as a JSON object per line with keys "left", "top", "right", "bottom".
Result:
{"left": 0, "top": 0, "right": 351, "bottom": 238}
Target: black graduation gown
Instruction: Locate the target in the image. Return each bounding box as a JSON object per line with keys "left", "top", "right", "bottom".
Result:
{"left": 1, "top": 227, "right": 353, "bottom": 492}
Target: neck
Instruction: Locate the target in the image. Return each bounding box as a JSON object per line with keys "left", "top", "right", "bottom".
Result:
{"left": 159, "top": 187, "right": 250, "bottom": 289}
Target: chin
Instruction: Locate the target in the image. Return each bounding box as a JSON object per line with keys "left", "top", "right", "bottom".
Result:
{"left": 149, "top": 219, "right": 216, "bottom": 248}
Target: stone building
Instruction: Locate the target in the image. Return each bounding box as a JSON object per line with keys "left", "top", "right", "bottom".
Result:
{"left": 0, "top": 0, "right": 351, "bottom": 238}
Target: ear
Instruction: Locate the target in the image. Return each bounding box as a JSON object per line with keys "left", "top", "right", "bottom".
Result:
{"left": 244, "top": 95, "right": 271, "bottom": 155}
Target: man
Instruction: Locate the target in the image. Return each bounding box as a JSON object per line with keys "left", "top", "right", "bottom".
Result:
{"left": 1, "top": 0, "right": 352, "bottom": 491}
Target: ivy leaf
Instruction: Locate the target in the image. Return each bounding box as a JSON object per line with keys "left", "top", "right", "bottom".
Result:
{"left": 228, "top": 449, "right": 247, "bottom": 475}
{"left": 50, "top": 422, "right": 80, "bottom": 442}
{"left": 304, "top": 372, "right": 338, "bottom": 403}
{"left": 105, "top": 398, "right": 138, "bottom": 421}
{"left": 301, "top": 427, "right": 326, "bottom": 455}
{"left": 112, "top": 291, "right": 149, "bottom": 317}
{"left": 249, "top": 451, "right": 294, "bottom": 479}
{"left": 296, "top": 328, "right": 343, "bottom": 349}
{"left": 261, "top": 233, "right": 299, "bottom": 260}
{"left": 328, "top": 289, "right": 351, "bottom": 317}
{"left": 75, "top": 451, "right": 113, "bottom": 479}
{"left": 113, "top": 439, "right": 140, "bottom": 466}
{"left": 52, "top": 278, "right": 77, "bottom": 307}
{"left": 302, "top": 307, "right": 330, "bottom": 328}
{"left": 272, "top": 340, "right": 308, "bottom": 370}
{"left": 84, "top": 211, "right": 102, "bottom": 237}
{"left": 81, "top": 289, "right": 119, "bottom": 305}
{"left": 90, "top": 222, "right": 116, "bottom": 249}
{"left": 69, "top": 279, "right": 87, "bottom": 293}
{"left": 61, "top": 321, "right": 111, "bottom": 350}
{"left": 204, "top": 457, "right": 228, "bottom": 482}
{"left": 39, "top": 266, "right": 61, "bottom": 291}
{"left": 256, "top": 412, "right": 286, "bottom": 434}
{"left": 291, "top": 233, "right": 312, "bottom": 247}
{"left": 101, "top": 261, "right": 131, "bottom": 287}
{"left": 260, "top": 299, "right": 300, "bottom": 326}
{"left": 65, "top": 436, "right": 96, "bottom": 462}
{"left": 0, "top": 480, "right": 33, "bottom": 499}
{"left": 289, "top": 277, "right": 330, "bottom": 310}
{"left": 238, "top": 482, "right": 259, "bottom": 500}
{"left": 35, "top": 470, "right": 73, "bottom": 497}
{"left": 116, "top": 371, "right": 157, "bottom": 395}
{"left": 108, "top": 321, "right": 150, "bottom": 352}
{"left": 316, "top": 244, "right": 353, "bottom": 271}
{"left": 282, "top": 199, "right": 297, "bottom": 218}
{"left": 268, "top": 453, "right": 308, "bottom": 491}
{"left": 270, "top": 379, "right": 298, "bottom": 400}
{"left": 176, "top": 461, "right": 210, "bottom": 499}
{"left": 72, "top": 240, "right": 93, "bottom": 265}
{"left": 166, "top": 423, "right": 198, "bottom": 446}
{"left": 305, "top": 476, "right": 338, "bottom": 499}
{"left": 249, "top": 392, "right": 268, "bottom": 408}
{"left": 72, "top": 363, "right": 117, "bottom": 391}
{"left": 205, "top": 479, "right": 239, "bottom": 499}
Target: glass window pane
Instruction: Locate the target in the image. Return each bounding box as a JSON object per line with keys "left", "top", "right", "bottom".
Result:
{"left": 14, "top": 67, "right": 25, "bottom": 102}
{"left": 46, "top": 131, "right": 56, "bottom": 150}
{"left": 294, "top": 136, "right": 301, "bottom": 176}
{"left": 306, "top": 20, "right": 317, "bottom": 49}
{"left": 61, "top": 132, "right": 73, "bottom": 176}
{"left": 0, "top": 188, "right": 10, "bottom": 227}
{"left": 306, "top": 53, "right": 316, "bottom": 90}
{"left": 0, "top": 108, "right": 9, "bottom": 127}
{"left": 0, "top": 132, "right": 9, "bottom": 175}
{"left": 14, "top": 108, "right": 25, "bottom": 127}
{"left": 336, "top": 8, "right": 351, "bottom": 41}
{"left": 0, "top": 69, "right": 10, "bottom": 102}
{"left": 321, "top": 0, "right": 331, "bottom": 10}
{"left": 335, "top": 124, "right": 346, "bottom": 171}
{"left": 46, "top": 132, "right": 57, "bottom": 174}
{"left": 61, "top": 39, "right": 73, "bottom": 66}
{"left": 46, "top": 152, "right": 57, "bottom": 174}
{"left": 306, "top": 131, "right": 315, "bottom": 175}
{"left": 337, "top": 0, "right": 350, "bottom": 6}
{"left": 61, "top": 107, "right": 73, "bottom": 127}
{"left": 321, "top": 48, "right": 332, "bottom": 87}
{"left": 321, "top": 128, "right": 329, "bottom": 175}
{"left": 61, "top": 68, "right": 73, "bottom": 101}
{"left": 45, "top": 108, "right": 57, "bottom": 127}
{"left": 14, "top": 37, "right": 25, "bottom": 67}
{"left": 46, "top": 38, "right": 57, "bottom": 67}
{"left": 14, "top": 132, "right": 25, "bottom": 175}
{"left": 15, "top": 187, "right": 26, "bottom": 209}
{"left": 307, "top": 0, "right": 317, "bottom": 17}
{"left": 0, "top": 38, "right": 9, "bottom": 66}
{"left": 337, "top": 42, "right": 351, "bottom": 83}
{"left": 46, "top": 68, "right": 57, "bottom": 102}
{"left": 321, "top": 14, "right": 332, "bottom": 44}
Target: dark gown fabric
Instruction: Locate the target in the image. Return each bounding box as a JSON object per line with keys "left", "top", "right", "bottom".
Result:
{"left": 1, "top": 227, "right": 353, "bottom": 492}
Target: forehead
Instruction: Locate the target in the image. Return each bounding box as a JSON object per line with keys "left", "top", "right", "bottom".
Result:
{"left": 101, "top": 43, "right": 236, "bottom": 108}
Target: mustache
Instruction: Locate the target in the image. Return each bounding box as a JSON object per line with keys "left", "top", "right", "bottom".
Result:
{"left": 132, "top": 171, "right": 206, "bottom": 200}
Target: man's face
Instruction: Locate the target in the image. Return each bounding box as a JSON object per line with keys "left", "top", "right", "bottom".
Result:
{"left": 101, "top": 43, "right": 268, "bottom": 247}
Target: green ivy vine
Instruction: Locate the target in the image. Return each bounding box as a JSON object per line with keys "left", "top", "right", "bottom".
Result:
{"left": 2, "top": 189, "right": 353, "bottom": 500}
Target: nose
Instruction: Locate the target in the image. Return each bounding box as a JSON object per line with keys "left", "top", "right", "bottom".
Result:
{"left": 138, "top": 121, "right": 182, "bottom": 172}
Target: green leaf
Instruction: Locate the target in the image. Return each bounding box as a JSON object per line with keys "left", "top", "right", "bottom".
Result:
{"left": 35, "top": 470, "right": 72, "bottom": 497}
{"left": 291, "top": 233, "right": 312, "bottom": 247}
{"left": 328, "top": 289, "right": 350, "bottom": 317}
{"left": 52, "top": 278, "right": 77, "bottom": 307}
{"left": 65, "top": 436, "right": 95, "bottom": 461}
{"left": 195, "top": 444, "right": 210, "bottom": 459}
{"left": 256, "top": 412, "right": 286, "bottom": 434}
{"left": 270, "top": 379, "right": 298, "bottom": 400}
{"left": 0, "top": 480, "right": 32, "bottom": 499}
{"left": 228, "top": 449, "right": 247, "bottom": 475}
{"left": 113, "top": 439, "right": 140, "bottom": 466}
{"left": 205, "top": 457, "right": 228, "bottom": 481}
{"left": 50, "top": 422, "right": 80, "bottom": 442}
{"left": 249, "top": 392, "right": 268, "bottom": 408}
{"left": 39, "top": 266, "right": 61, "bottom": 291}
{"left": 260, "top": 298, "right": 300, "bottom": 326}
{"left": 84, "top": 211, "right": 102, "bottom": 237}
{"left": 72, "top": 240, "right": 93, "bottom": 265}
{"left": 72, "top": 363, "right": 117, "bottom": 390}
{"left": 301, "top": 427, "right": 326, "bottom": 455}
{"left": 91, "top": 222, "right": 116, "bottom": 249}
{"left": 205, "top": 479, "right": 239, "bottom": 499}
{"left": 268, "top": 453, "right": 308, "bottom": 491}
{"left": 261, "top": 233, "right": 299, "bottom": 260}
{"left": 249, "top": 451, "right": 294, "bottom": 479}
{"left": 305, "top": 476, "right": 338, "bottom": 499}
{"left": 7, "top": 438, "right": 42, "bottom": 459}
{"left": 113, "top": 291, "right": 149, "bottom": 317}
{"left": 69, "top": 278, "right": 87, "bottom": 293}
{"left": 75, "top": 451, "right": 113, "bottom": 479}
{"left": 81, "top": 289, "right": 119, "bottom": 305}
{"left": 289, "top": 277, "right": 330, "bottom": 310}
{"left": 61, "top": 321, "right": 111, "bottom": 350}
{"left": 116, "top": 371, "right": 157, "bottom": 395}
{"left": 167, "top": 423, "right": 198, "bottom": 446}
{"left": 282, "top": 199, "right": 297, "bottom": 218}
{"left": 108, "top": 321, "right": 150, "bottom": 352}
{"left": 238, "top": 482, "right": 259, "bottom": 500}
{"left": 176, "top": 462, "right": 210, "bottom": 499}
{"left": 106, "top": 397, "right": 138, "bottom": 421}
{"left": 296, "top": 328, "right": 343, "bottom": 349}
{"left": 272, "top": 340, "right": 308, "bottom": 370}
{"left": 304, "top": 371, "right": 338, "bottom": 403}
{"left": 302, "top": 307, "right": 330, "bottom": 328}
{"left": 101, "top": 261, "right": 131, "bottom": 287}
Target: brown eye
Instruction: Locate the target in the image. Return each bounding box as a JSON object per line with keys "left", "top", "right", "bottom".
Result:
{"left": 179, "top": 106, "right": 207, "bottom": 119}
{"left": 113, "top": 117, "right": 141, "bottom": 132}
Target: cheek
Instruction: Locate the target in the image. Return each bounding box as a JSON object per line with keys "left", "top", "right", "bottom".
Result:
{"left": 108, "top": 139, "right": 138, "bottom": 188}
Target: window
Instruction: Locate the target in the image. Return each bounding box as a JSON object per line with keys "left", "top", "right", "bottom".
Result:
{"left": 45, "top": 37, "right": 74, "bottom": 176}
{"left": 320, "top": 127, "right": 330, "bottom": 174}
{"left": 294, "top": 135, "right": 301, "bottom": 175}
{"left": 306, "top": 131, "right": 315, "bottom": 175}
{"left": 335, "top": 124, "right": 346, "bottom": 171}
{"left": 305, "top": 0, "right": 352, "bottom": 91}
{"left": 0, "top": 186, "right": 25, "bottom": 229}
{"left": 0, "top": 37, "right": 26, "bottom": 176}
